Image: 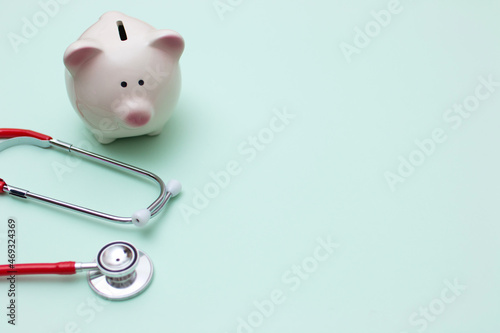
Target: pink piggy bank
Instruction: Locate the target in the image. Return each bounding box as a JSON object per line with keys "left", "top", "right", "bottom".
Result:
{"left": 63, "top": 11, "right": 184, "bottom": 144}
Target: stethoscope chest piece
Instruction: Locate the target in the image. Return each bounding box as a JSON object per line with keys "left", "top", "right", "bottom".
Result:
{"left": 0, "top": 240, "right": 153, "bottom": 301}
{"left": 87, "top": 241, "right": 153, "bottom": 300}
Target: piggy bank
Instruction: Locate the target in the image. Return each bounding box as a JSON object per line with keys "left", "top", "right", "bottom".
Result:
{"left": 63, "top": 11, "right": 184, "bottom": 144}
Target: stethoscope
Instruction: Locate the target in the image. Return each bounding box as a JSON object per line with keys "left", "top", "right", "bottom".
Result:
{"left": 0, "top": 128, "right": 181, "bottom": 227}
{"left": 0, "top": 241, "right": 153, "bottom": 300}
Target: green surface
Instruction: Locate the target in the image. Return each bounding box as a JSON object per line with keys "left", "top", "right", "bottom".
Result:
{"left": 1, "top": 0, "right": 500, "bottom": 332}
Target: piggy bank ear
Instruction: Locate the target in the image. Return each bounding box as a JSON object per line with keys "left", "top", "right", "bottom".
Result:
{"left": 64, "top": 40, "right": 102, "bottom": 76}
{"left": 150, "top": 30, "right": 184, "bottom": 60}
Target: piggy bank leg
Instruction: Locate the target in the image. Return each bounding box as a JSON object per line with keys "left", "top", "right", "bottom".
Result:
{"left": 148, "top": 129, "right": 163, "bottom": 136}
{"left": 94, "top": 134, "right": 116, "bottom": 144}
{"left": 89, "top": 129, "right": 116, "bottom": 144}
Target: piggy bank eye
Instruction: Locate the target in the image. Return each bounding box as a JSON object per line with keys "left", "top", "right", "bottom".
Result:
{"left": 138, "top": 80, "right": 144, "bottom": 86}
{"left": 121, "top": 81, "right": 127, "bottom": 88}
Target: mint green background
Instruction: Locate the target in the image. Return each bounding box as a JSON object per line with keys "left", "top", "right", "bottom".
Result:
{"left": 1, "top": 0, "right": 500, "bottom": 332}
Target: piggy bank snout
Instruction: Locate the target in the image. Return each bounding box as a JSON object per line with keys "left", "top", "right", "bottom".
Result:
{"left": 125, "top": 111, "right": 151, "bottom": 127}
{"left": 113, "top": 98, "right": 154, "bottom": 127}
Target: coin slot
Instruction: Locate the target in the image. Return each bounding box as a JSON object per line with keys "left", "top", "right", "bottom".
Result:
{"left": 117, "top": 20, "right": 127, "bottom": 41}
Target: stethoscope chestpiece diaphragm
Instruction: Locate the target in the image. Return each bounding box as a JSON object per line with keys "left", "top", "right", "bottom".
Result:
{"left": 88, "top": 241, "right": 153, "bottom": 300}
{"left": 96, "top": 241, "right": 139, "bottom": 278}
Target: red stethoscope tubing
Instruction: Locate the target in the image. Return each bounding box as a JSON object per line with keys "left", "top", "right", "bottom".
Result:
{"left": 0, "top": 128, "right": 52, "bottom": 141}
{"left": 0, "top": 262, "right": 76, "bottom": 276}
{"left": 0, "top": 130, "right": 74, "bottom": 277}
{"left": 0, "top": 128, "right": 52, "bottom": 191}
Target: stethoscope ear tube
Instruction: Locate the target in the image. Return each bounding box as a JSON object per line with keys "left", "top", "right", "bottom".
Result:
{"left": 0, "top": 128, "right": 181, "bottom": 227}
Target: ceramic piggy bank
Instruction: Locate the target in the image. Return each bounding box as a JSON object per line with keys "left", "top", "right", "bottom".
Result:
{"left": 63, "top": 11, "right": 184, "bottom": 144}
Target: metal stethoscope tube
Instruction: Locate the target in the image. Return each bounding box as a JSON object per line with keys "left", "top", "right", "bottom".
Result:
{"left": 0, "top": 129, "right": 182, "bottom": 227}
